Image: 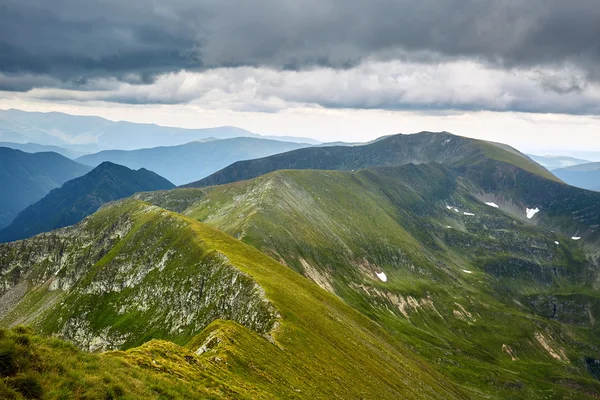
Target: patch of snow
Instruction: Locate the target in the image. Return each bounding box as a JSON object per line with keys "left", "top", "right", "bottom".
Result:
{"left": 526, "top": 207, "right": 540, "bottom": 219}
{"left": 446, "top": 226, "right": 452, "bottom": 229}
{"left": 572, "top": 237, "right": 581, "bottom": 241}
{"left": 555, "top": 241, "right": 560, "bottom": 245}
{"left": 446, "top": 205, "right": 452, "bottom": 210}
{"left": 463, "top": 212, "right": 475, "bottom": 216}
{"left": 454, "top": 208, "right": 459, "bottom": 213}
{"left": 376, "top": 271, "right": 387, "bottom": 282}
{"left": 485, "top": 202, "right": 499, "bottom": 208}
{"left": 462, "top": 270, "right": 473, "bottom": 274}
{"left": 445, "top": 139, "right": 451, "bottom": 143}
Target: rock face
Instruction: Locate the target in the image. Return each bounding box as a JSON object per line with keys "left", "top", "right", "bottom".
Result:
{"left": 0, "top": 200, "right": 279, "bottom": 351}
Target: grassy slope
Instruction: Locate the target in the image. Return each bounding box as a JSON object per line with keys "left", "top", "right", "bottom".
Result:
{"left": 184, "top": 132, "right": 559, "bottom": 188}
{"left": 139, "top": 165, "right": 600, "bottom": 399}
{"left": 0, "top": 199, "right": 463, "bottom": 399}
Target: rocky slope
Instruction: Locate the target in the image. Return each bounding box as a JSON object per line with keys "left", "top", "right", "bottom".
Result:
{"left": 0, "top": 199, "right": 463, "bottom": 399}
{"left": 140, "top": 163, "right": 600, "bottom": 398}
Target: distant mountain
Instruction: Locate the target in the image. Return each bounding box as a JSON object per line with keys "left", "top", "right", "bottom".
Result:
{"left": 553, "top": 162, "right": 600, "bottom": 192}
{"left": 0, "top": 147, "right": 91, "bottom": 229}
{"left": 0, "top": 108, "right": 319, "bottom": 152}
{"left": 76, "top": 138, "right": 311, "bottom": 185}
{"left": 185, "top": 131, "right": 558, "bottom": 188}
{"left": 0, "top": 162, "right": 174, "bottom": 242}
{"left": 527, "top": 154, "right": 591, "bottom": 170}
{"left": 0, "top": 141, "right": 86, "bottom": 159}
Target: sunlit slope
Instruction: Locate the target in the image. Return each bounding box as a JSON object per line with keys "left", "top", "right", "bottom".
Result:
{"left": 140, "top": 164, "right": 600, "bottom": 399}
{"left": 0, "top": 198, "right": 463, "bottom": 399}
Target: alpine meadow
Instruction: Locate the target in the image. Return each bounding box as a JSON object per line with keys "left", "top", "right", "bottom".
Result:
{"left": 1, "top": 1, "right": 600, "bottom": 399}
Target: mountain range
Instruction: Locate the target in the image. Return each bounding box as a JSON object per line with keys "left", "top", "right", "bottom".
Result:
{"left": 2, "top": 130, "right": 600, "bottom": 398}
{"left": 553, "top": 162, "right": 600, "bottom": 192}
{"left": 0, "top": 108, "right": 319, "bottom": 153}
{"left": 0, "top": 147, "right": 91, "bottom": 229}
{"left": 0, "top": 162, "right": 174, "bottom": 243}
{"left": 76, "top": 138, "right": 311, "bottom": 185}
{"left": 527, "top": 154, "right": 592, "bottom": 170}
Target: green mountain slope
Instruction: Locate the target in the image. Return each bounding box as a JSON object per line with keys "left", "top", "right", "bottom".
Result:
{"left": 0, "top": 162, "right": 174, "bottom": 243}
{"left": 0, "top": 199, "right": 463, "bottom": 399}
{"left": 553, "top": 162, "right": 600, "bottom": 192}
{"left": 140, "top": 164, "right": 600, "bottom": 398}
{"left": 184, "top": 132, "right": 558, "bottom": 188}
{"left": 77, "top": 138, "right": 311, "bottom": 185}
{"left": 0, "top": 148, "right": 91, "bottom": 229}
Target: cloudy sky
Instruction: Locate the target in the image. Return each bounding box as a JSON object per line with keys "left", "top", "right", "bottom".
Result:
{"left": 1, "top": 0, "right": 599, "bottom": 154}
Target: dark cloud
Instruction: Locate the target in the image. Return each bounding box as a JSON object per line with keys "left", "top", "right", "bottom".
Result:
{"left": 1, "top": 0, "right": 599, "bottom": 87}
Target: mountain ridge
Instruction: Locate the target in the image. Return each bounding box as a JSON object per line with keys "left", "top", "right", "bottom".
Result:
{"left": 0, "top": 162, "right": 174, "bottom": 242}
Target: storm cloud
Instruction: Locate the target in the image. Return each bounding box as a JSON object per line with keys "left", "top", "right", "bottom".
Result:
{"left": 1, "top": 0, "right": 599, "bottom": 114}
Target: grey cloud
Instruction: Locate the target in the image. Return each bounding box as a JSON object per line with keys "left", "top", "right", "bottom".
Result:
{"left": 1, "top": 0, "right": 600, "bottom": 88}
{"left": 15, "top": 62, "right": 600, "bottom": 115}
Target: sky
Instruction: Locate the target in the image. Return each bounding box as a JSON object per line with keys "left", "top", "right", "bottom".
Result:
{"left": 1, "top": 0, "right": 599, "bottom": 155}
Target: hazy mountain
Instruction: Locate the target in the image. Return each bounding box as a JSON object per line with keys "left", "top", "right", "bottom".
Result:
{"left": 0, "top": 108, "right": 320, "bottom": 152}
{"left": 76, "top": 138, "right": 311, "bottom": 185}
{"left": 0, "top": 147, "right": 91, "bottom": 229}
{"left": 185, "top": 131, "right": 558, "bottom": 188}
{"left": 0, "top": 162, "right": 174, "bottom": 242}
{"left": 0, "top": 141, "right": 86, "bottom": 159}
{"left": 553, "top": 161, "right": 600, "bottom": 191}
{"left": 527, "top": 154, "right": 591, "bottom": 170}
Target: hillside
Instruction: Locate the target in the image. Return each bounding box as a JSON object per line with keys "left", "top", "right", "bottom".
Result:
{"left": 77, "top": 138, "right": 311, "bottom": 185}
{"left": 0, "top": 199, "right": 462, "bottom": 399}
{"left": 553, "top": 162, "right": 600, "bottom": 192}
{"left": 184, "top": 132, "right": 558, "bottom": 188}
{"left": 0, "top": 108, "right": 319, "bottom": 152}
{"left": 140, "top": 163, "right": 600, "bottom": 398}
{"left": 0, "top": 148, "right": 91, "bottom": 229}
{"left": 0, "top": 162, "right": 174, "bottom": 242}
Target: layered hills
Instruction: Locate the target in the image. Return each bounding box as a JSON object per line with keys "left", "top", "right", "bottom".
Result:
{"left": 0, "top": 162, "right": 174, "bottom": 242}
{"left": 0, "top": 148, "right": 91, "bottom": 229}
{"left": 77, "top": 138, "right": 311, "bottom": 185}
{"left": 554, "top": 162, "right": 600, "bottom": 192}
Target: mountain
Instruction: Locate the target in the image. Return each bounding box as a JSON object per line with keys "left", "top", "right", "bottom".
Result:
{"left": 0, "top": 108, "right": 319, "bottom": 152}
{"left": 185, "top": 131, "right": 558, "bottom": 188}
{"left": 76, "top": 138, "right": 311, "bottom": 185}
{"left": 140, "top": 162, "right": 600, "bottom": 398}
{"left": 0, "top": 162, "right": 174, "bottom": 242}
{"left": 0, "top": 199, "right": 461, "bottom": 399}
{"left": 527, "top": 154, "right": 592, "bottom": 170}
{"left": 0, "top": 147, "right": 91, "bottom": 229}
{"left": 553, "top": 162, "right": 600, "bottom": 192}
{"left": 0, "top": 141, "right": 86, "bottom": 159}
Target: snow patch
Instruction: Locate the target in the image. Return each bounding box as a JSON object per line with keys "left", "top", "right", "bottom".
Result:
{"left": 462, "top": 270, "right": 473, "bottom": 274}
{"left": 526, "top": 207, "right": 540, "bottom": 219}
{"left": 376, "top": 271, "right": 387, "bottom": 282}
{"left": 572, "top": 237, "right": 581, "bottom": 241}
{"left": 554, "top": 241, "right": 560, "bottom": 245}
{"left": 463, "top": 212, "right": 475, "bottom": 216}
{"left": 485, "top": 202, "right": 499, "bottom": 208}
